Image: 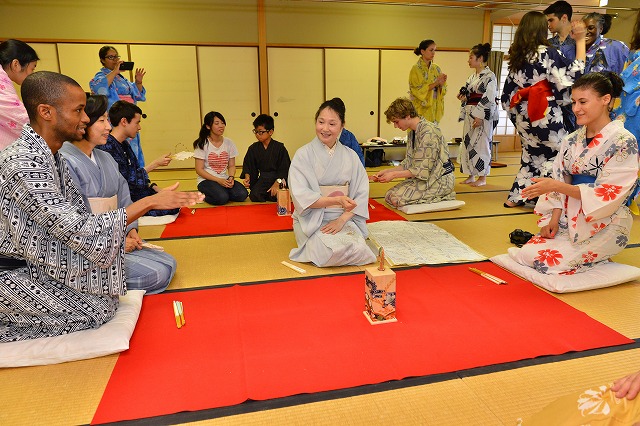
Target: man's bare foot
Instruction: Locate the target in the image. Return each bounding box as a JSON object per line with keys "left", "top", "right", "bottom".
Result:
{"left": 470, "top": 177, "right": 486, "bottom": 187}
{"left": 461, "top": 176, "right": 475, "bottom": 184}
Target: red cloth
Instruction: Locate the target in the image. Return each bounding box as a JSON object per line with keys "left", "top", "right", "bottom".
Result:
{"left": 92, "top": 263, "right": 632, "bottom": 424}
{"left": 160, "top": 200, "right": 405, "bottom": 238}
{"left": 466, "top": 92, "right": 483, "bottom": 106}
{"left": 509, "top": 79, "right": 554, "bottom": 122}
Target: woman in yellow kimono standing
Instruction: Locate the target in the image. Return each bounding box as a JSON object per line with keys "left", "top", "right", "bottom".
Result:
{"left": 409, "top": 39, "right": 447, "bottom": 124}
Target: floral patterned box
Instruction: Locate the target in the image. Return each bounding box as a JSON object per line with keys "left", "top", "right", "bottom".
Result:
{"left": 364, "top": 267, "right": 397, "bottom": 324}
{"left": 277, "top": 188, "right": 291, "bottom": 216}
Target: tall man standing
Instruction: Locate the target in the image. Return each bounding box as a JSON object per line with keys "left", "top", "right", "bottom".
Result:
{"left": 0, "top": 71, "right": 202, "bottom": 341}
{"left": 545, "top": 0, "right": 576, "bottom": 60}
{"left": 544, "top": 0, "right": 578, "bottom": 133}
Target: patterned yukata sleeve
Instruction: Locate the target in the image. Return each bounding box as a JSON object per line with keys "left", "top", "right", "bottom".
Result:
{"left": 89, "top": 69, "right": 119, "bottom": 106}
{"left": 128, "top": 80, "right": 146, "bottom": 102}
{"left": 471, "top": 71, "right": 497, "bottom": 121}
{"left": 406, "top": 122, "right": 443, "bottom": 180}
{"left": 579, "top": 131, "right": 639, "bottom": 221}
{"left": 534, "top": 136, "right": 571, "bottom": 226}
{"left": 545, "top": 48, "right": 585, "bottom": 107}
{"left": 604, "top": 40, "right": 630, "bottom": 75}
{"left": 108, "top": 141, "right": 150, "bottom": 191}
{"left": 500, "top": 72, "right": 519, "bottom": 125}
{"left": 3, "top": 153, "right": 127, "bottom": 268}
{"left": 116, "top": 171, "right": 138, "bottom": 234}
{"left": 0, "top": 71, "right": 29, "bottom": 148}
{"left": 435, "top": 64, "right": 447, "bottom": 97}
{"left": 409, "top": 62, "right": 431, "bottom": 104}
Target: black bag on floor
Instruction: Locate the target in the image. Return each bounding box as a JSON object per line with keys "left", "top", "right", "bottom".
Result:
{"left": 365, "top": 149, "right": 385, "bottom": 167}
{"left": 509, "top": 229, "right": 534, "bottom": 247}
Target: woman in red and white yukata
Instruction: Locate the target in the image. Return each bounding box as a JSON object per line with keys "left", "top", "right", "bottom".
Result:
{"left": 512, "top": 72, "right": 639, "bottom": 275}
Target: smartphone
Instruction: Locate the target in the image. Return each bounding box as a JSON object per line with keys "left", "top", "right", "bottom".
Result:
{"left": 119, "top": 61, "right": 134, "bottom": 71}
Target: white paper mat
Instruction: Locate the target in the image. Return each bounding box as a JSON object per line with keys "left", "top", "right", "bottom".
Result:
{"left": 367, "top": 221, "right": 486, "bottom": 266}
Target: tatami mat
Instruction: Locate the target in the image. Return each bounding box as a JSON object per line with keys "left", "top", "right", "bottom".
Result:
{"left": 6, "top": 149, "right": 640, "bottom": 426}
{"left": 0, "top": 354, "right": 118, "bottom": 426}
{"left": 463, "top": 349, "right": 640, "bottom": 424}
{"left": 162, "top": 233, "right": 362, "bottom": 289}
{"left": 192, "top": 378, "right": 502, "bottom": 426}
{"left": 553, "top": 270, "right": 640, "bottom": 338}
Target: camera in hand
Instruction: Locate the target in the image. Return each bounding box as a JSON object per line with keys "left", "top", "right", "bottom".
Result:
{"left": 119, "top": 61, "right": 134, "bottom": 71}
{"left": 458, "top": 86, "right": 469, "bottom": 97}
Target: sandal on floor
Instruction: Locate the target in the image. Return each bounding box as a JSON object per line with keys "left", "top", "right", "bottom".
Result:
{"left": 503, "top": 201, "right": 525, "bottom": 208}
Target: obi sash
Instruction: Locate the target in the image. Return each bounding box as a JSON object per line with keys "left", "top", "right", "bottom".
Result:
{"left": 572, "top": 174, "right": 640, "bottom": 208}
{"left": 442, "top": 160, "right": 454, "bottom": 176}
{"left": 118, "top": 94, "right": 135, "bottom": 103}
{"left": 467, "top": 92, "right": 483, "bottom": 106}
{"left": 88, "top": 195, "right": 118, "bottom": 214}
{"left": 320, "top": 184, "right": 349, "bottom": 209}
{"left": 571, "top": 174, "right": 596, "bottom": 185}
{"left": 509, "top": 79, "right": 553, "bottom": 122}
{"left": 626, "top": 179, "right": 640, "bottom": 209}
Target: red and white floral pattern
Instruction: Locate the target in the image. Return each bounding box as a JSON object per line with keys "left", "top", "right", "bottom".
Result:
{"left": 512, "top": 120, "right": 638, "bottom": 274}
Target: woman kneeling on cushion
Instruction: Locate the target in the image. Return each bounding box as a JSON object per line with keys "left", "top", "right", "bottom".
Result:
{"left": 288, "top": 98, "right": 375, "bottom": 267}
{"left": 372, "top": 97, "right": 456, "bottom": 208}
{"left": 512, "top": 72, "right": 639, "bottom": 275}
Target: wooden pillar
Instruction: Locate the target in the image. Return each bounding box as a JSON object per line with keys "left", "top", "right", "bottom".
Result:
{"left": 483, "top": 10, "right": 492, "bottom": 44}
{"left": 258, "top": 0, "right": 270, "bottom": 114}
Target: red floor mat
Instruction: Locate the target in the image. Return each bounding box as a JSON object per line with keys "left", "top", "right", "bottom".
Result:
{"left": 160, "top": 199, "right": 404, "bottom": 238}
{"left": 92, "top": 262, "right": 632, "bottom": 424}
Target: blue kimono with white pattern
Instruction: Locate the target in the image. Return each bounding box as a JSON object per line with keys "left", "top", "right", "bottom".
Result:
{"left": 585, "top": 36, "right": 629, "bottom": 74}
{"left": 613, "top": 50, "right": 640, "bottom": 141}
{"left": 501, "top": 46, "right": 584, "bottom": 204}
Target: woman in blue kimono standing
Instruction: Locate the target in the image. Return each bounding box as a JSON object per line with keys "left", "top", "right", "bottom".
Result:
{"left": 613, "top": 10, "right": 640, "bottom": 141}
{"left": 583, "top": 12, "right": 629, "bottom": 75}
{"left": 90, "top": 45, "right": 147, "bottom": 167}
{"left": 501, "top": 11, "right": 586, "bottom": 207}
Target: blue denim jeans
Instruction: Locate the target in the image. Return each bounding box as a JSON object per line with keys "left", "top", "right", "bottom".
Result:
{"left": 198, "top": 179, "right": 248, "bottom": 205}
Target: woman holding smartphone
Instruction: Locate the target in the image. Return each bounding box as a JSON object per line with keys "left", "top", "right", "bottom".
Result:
{"left": 90, "top": 45, "right": 147, "bottom": 167}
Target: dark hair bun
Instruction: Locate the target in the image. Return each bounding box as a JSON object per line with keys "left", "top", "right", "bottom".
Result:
{"left": 602, "top": 14, "right": 613, "bottom": 35}
{"left": 604, "top": 71, "right": 624, "bottom": 97}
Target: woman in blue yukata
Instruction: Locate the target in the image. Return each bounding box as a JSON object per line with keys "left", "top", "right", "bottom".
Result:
{"left": 60, "top": 95, "right": 177, "bottom": 295}
{"left": 613, "top": 10, "right": 640, "bottom": 141}
{"left": 583, "top": 12, "right": 630, "bottom": 75}
{"left": 501, "top": 11, "right": 586, "bottom": 207}
{"left": 90, "top": 45, "right": 147, "bottom": 168}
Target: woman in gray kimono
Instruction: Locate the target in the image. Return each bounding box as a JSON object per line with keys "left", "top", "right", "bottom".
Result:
{"left": 59, "top": 95, "right": 176, "bottom": 294}
{"left": 288, "top": 98, "right": 376, "bottom": 267}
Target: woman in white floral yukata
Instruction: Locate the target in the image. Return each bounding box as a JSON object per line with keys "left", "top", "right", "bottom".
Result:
{"left": 511, "top": 72, "right": 639, "bottom": 275}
